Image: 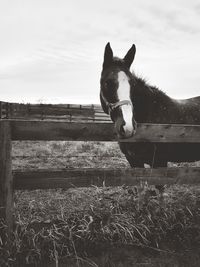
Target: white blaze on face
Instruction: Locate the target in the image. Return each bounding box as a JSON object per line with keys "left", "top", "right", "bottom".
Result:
{"left": 117, "top": 71, "right": 133, "bottom": 134}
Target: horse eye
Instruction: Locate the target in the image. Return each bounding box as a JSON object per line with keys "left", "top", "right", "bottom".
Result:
{"left": 105, "top": 79, "right": 117, "bottom": 89}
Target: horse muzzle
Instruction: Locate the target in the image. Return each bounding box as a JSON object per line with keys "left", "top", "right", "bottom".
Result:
{"left": 115, "top": 118, "right": 137, "bottom": 139}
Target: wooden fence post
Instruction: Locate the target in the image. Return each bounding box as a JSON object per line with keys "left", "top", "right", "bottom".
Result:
{"left": 0, "top": 120, "right": 13, "bottom": 242}
{"left": 0, "top": 102, "right": 2, "bottom": 119}
{"left": 5, "top": 102, "right": 9, "bottom": 119}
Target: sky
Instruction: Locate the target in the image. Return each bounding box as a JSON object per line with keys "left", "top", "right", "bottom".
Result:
{"left": 0, "top": 0, "right": 200, "bottom": 104}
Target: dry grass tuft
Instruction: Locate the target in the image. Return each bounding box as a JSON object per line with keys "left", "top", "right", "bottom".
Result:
{"left": 1, "top": 184, "right": 200, "bottom": 266}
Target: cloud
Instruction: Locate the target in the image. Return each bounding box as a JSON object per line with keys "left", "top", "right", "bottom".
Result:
{"left": 0, "top": 0, "right": 200, "bottom": 103}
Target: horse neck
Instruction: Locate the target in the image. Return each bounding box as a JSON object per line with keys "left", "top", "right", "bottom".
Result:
{"left": 131, "top": 78, "right": 174, "bottom": 123}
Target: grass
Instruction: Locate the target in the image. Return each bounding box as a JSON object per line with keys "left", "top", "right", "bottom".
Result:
{"left": 0, "top": 141, "right": 200, "bottom": 266}
{"left": 12, "top": 141, "right": 129, "bottom": 170}
{"left": 1, "top": 185, "right": 200, "bottom": 266}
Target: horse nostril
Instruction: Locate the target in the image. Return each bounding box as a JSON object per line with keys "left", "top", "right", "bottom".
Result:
{"left": 120, "top": 125, "right": 125, "bottom": 135}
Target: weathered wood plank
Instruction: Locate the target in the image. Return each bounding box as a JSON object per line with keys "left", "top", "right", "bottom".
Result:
{"left": 5, "top": 102, "right": 10, "bottom": 119}
{"left": 0, "top": 101, "right": 2, "bottom": 119}
{"left": 15, "top": 107, "right": 95, "bottom": 117}
{"left": 11, "top": 115, "right": 94, "bottom": 120}
{"left": 8, "top": 116, "right": 111, "bottom": 123}
{"left": 125, "top": 123, "right": 200, "bottom": 143}
{"left": 6, "top": 120, "right": 200, "bottom": 143}
{"left": 0, "top": 102, "right": 103, "bottom": 119}
{"left": 10, "top": 120, "right": 114, "bottom": 141}
{"left": 95, "top": 113, "right": 106, "bottom": 117}
{"left": 0, "top": 121, "right": 13, "bottom": 237}
{"left": 13, "top": 167, "right": 200, "bottom": 190}
{"left": 94, "top": 114, "right": 110, "bottom": 119}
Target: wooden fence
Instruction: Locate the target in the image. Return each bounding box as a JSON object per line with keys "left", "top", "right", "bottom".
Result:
{"left": 0, "top": 101, "right": 110, "bottom": 122}
{"left": 1, "top": 101, "right": 200, "bottom": 236}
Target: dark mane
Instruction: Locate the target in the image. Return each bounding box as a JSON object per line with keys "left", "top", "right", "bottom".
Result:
{"left": 131, "top": 75, "right": 200, "bottom": 124}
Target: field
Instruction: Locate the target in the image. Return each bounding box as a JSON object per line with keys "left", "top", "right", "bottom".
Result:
{"left": 12, "top": 141, "right": 130, "bottom": 170}
{"left": 1, "top": 141, "right": 200, "bottom": 266}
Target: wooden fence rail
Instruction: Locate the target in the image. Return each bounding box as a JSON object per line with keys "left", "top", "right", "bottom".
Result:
{"left": 0, "top": 101, "right": 109, "bottom": 122}
{"left": 9, "top": 120, "right": 200, "bottom": 142}
{"left": 13, "top": 167, "right": 200, "bottom": 190}
{"left": 1, "top": 118, "right": 200, "bottom": 239}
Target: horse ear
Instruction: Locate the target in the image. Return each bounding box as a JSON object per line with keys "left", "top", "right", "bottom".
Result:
{"left": 123, "top": 44, "right": 136, "bottom": 69}
{"left": 103, "top": 42, "right": 113, "bottom": 69}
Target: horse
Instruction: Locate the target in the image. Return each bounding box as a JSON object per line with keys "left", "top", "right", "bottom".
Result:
{"left": 100, "top": 43, "right": 200, "bottom": 167}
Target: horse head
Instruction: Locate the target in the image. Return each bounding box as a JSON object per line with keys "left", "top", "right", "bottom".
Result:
{"left": 100, "top": 43, "right": 137, "bottom": 138}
